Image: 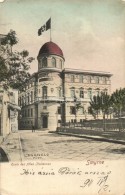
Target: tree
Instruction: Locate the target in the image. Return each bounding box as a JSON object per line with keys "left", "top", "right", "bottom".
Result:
{"left": 111, "top": 88, "right": 125, "bottom": 118}
{"left": 73, "top": 96, "right": 85, "bottom": 122}
{"left": 0, "top": 30, "right": 34, "bottom": 89}
{"left": 89, "top": 95, "right": 101, "bottom": 119}
{"left": 89, "top": 93, "right": 112, "bottom": 119}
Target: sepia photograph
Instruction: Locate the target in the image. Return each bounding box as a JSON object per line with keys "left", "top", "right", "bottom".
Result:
{"left": 0, "top": 0, "right": 125, "bottom": 194}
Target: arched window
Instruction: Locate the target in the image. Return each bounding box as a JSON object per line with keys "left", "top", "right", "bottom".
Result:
{"left": 52, "top": 57, "right": 56, "bottom": 67}
{"left": 59, "top": 59, "right": 62, "bottom": 69}
{"left": 79, "top": 88, "right": 84, "bottom": 98}
{"left": 42, "top": 57, "right": 47, "bottom": 67}
{"left": 42, "top": 86, "right": 47, "bottom": 99}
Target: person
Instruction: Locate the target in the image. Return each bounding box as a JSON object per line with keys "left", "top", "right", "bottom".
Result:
{"left": 32, "top": 125, "right": 35, "bottom": 132}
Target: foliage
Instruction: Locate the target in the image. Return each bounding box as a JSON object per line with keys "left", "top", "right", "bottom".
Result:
{"left": 1, "top": 30, "right": 18, "bottom": 46}
{"left": 0, "top": 30, "right": 34, "bottom": 89}
{"left": 111, "top": 88, "right": 125, "bottom": 117}
{"left": 89, "top": 88, "right": 125, "bottom": 119}
{"left": 89, "top": 92, "right": 112, "bottom": 119}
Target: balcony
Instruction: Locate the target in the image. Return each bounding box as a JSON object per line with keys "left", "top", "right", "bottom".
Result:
{"left": 65, "top": 97, "right": 90, "bottom": 103}
{"left": 34, "top": 96, "right": 65, "bottom": 103}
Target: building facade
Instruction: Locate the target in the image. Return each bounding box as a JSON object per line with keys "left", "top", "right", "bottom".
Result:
{"left": 0, "top": 34, "right": 20, "bottom": 137}
{"left": 18, "top": 41, "right": 112, "bottom": 131}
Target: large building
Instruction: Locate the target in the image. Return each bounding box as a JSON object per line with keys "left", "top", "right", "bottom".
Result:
{"left": 18, "top": 41, "right": 112, "bottom": 131}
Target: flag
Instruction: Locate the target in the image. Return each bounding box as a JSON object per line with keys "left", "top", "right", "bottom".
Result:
{"left": 38, "top": 18, "right": 51, "bottom": 36}
{"left": 46, "top": 18, "right": 51, "bottom": 31}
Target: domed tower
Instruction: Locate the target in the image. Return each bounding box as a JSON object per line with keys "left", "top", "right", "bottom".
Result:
{"left": 36, "top": 41, "right": 65, "bottom": 130}
{"left": 37, "top": 41, "right": 64, "bottom": 71}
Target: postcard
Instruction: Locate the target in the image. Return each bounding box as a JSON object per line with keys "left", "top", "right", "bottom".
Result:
{"left": 0, "top": 0, "right": 125, "bottom": 194}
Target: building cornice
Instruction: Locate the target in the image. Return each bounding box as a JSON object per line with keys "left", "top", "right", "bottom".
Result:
{"left": 63, "top": 68, "right": 112, "bottom": 77}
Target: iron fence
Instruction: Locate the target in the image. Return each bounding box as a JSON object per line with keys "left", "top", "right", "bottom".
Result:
{"left": 61, "top": 118, "right": 125, "bottom": 132}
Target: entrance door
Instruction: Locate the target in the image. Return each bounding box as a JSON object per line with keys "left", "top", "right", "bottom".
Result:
{"left": 42, "top": 115, "right": 48, "bottom": 128}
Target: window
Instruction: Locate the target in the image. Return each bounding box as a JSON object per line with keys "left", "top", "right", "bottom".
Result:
{"left": 19, "top": 97, "right": 22, "bottom": 106}
{"left": 42, "top": 86, "right": 47, "bottom": 98}
{"left": 43, "top": 105, "right": 47, "bottom": 110}
{"left": 52, "top": 57, "right": 56, "bottom": 67}
{"left": 79, "top": 75, "right": 83, "bottom": 83}
{"left": 79, "top": 107, "right": 84, "bottom": 114}
{"left": 95, "top": 77, "right": 99, "bottom": 84}
{"left": 27, "top": 93, "right": 30, "bottom": 104}
{"left": 25, "top": 110, "right": 27, "bottom": 117}
{"left": 71, "top": 75, "right": 75, "bottom": 82}
{"left": 70, "top": 88, "right": 75, "bottom": 98}
{"left": 42, "top": 57, "right": 47, "bottom": 67}
{"left": 59, "top": 59, "right": 62, "bottom": 69}
{"left": 96, "top": 89, "right": 100, "bottom": 96}
{"left": 31, "top": 108, "right": 33, "bottom": 117}
{"left": 70, "top": 106, "right": 76, "bottom": 115}
{"left": 18, "top": 97, "right": 21, "bottom": 106}
{"left": 103, "top": 77, "right": 107, "bottom": 84}
{"left": 104, "top": 89, "right": 108, "bottom": 94}
{"left": 88, "top": 89, "right": 92, "bottom": 99}
{"left": 80, "top": 89, "right": 84, "bottom": 98}
{"left": 31, "top": 91, "right": 33, "bottom": 103}
{"left": 28, "top": 109, "right": 30, "bottom": 117}
{"left": 21, "top": 96, "right": 24, "bottom": 106}
{"left": 58, "top": 107, "right": 61, "bottom": 114}
{"left": 80, "top": 119, "right": 83, "bottom": 123}
{"left": 88, "top": 76, "right": 91, "bottom": 83}
{"left": 58, "top": 87, "right": 62, "bottom": 97}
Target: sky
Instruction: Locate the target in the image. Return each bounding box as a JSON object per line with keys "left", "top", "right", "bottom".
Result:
{"left": 0, "top": 0, "right": 125, "bottom": 92}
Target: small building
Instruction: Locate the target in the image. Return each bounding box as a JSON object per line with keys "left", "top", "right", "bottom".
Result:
{"left": 18, "top": 41, "right": 112, "bottom": 131}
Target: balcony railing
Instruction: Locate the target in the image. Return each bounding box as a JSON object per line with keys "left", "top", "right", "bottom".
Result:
{"left": 35, "top": 96, "right": 65, "bottom": 102}
{"left": 65, "top": 97, "right": 90, "bottom": 102}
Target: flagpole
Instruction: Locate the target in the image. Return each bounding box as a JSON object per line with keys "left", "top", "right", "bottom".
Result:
{"left": 50, "top": 28, "right": 52, "bottom": 42}
{"left": 50, "top": 17, "right": 52, "bottom": 42}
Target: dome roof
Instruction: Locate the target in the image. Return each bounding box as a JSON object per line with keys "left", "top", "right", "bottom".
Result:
{"left": 38, "top": 41, "right": 64, "bottom": 59}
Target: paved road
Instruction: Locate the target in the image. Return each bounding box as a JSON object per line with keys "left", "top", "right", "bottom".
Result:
{"left": 19, "top": 131, "right": 125, "bottom": 161}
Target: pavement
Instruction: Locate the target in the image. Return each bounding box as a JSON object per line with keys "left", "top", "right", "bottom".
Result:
{"left": 56, "top": 128, "right": 125, "bottom": 145}
{"left": 1, "top": 130, "right": 125, "bottom": 162}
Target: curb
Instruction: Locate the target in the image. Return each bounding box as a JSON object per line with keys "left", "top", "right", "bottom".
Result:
{"left": 52, "top": 131, "right": 125, "bottom": 145}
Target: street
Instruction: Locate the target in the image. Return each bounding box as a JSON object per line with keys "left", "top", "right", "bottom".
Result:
{"left": 19, "top": 131, "right": 125, "bottom": 161}
{"left": 1, "top": 131, "right": 125, "bottom": 162}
